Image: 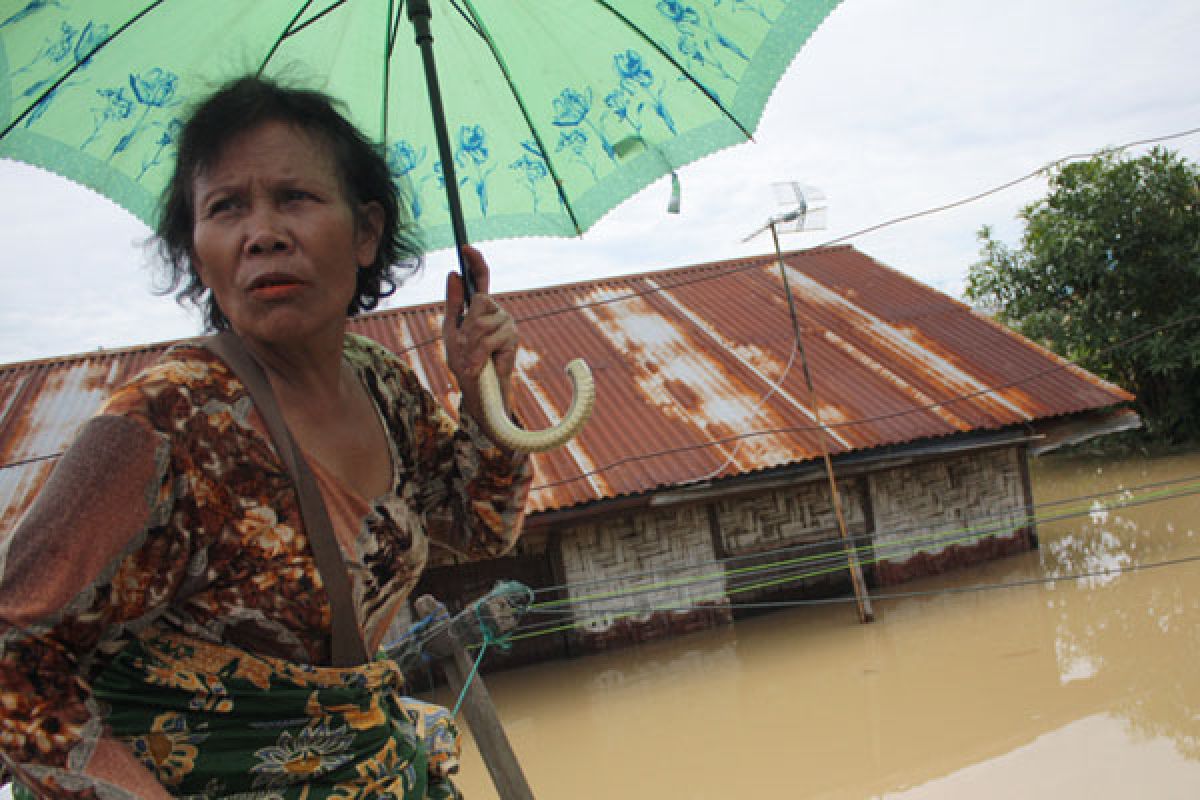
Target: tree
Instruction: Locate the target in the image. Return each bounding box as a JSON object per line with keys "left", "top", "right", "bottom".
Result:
{"left": 966, "top": 147, "right": 1200, "bottom": 442}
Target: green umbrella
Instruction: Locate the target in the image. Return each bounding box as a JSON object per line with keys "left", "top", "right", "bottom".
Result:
{"left": 0, "top": 0, "right": 842, "bottom": 449}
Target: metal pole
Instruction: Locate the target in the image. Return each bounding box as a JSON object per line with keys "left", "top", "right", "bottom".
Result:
{"left": 770, "top": 223, "right": 874, "bottom": 624}
{"left": 408, "top": 0, "right": 475, "bottom": 300}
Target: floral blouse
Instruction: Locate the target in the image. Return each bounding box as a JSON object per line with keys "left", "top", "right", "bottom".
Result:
{"left": 0, "top": 333, "right": 532, "bottom": 798}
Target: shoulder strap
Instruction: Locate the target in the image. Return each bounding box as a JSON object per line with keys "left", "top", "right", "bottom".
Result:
{"left": 204, "top": 331, "right": 369, "bottom": 667}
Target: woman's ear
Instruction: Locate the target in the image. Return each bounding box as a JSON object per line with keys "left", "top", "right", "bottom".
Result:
{"left": 355, "top": 201, "right": 385, "bottom": 268}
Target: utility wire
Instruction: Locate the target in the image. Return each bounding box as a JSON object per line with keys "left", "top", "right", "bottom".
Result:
{"left": 1, "top": 128, "right": 1197, "bottom": 481}
{"left": 527, "top": 313, "right": 1198, "bottom": 493}
{"left": 528, "top": 470, "right": 1200, "bottom": 598}
{"left": 516, "top": 477, "right": 1200, "bottom": 617}
{"left": 396, "top": 125, "right": 1200, "bottom": 349}
{"left": 531, "top": 553, "right": 1200, "bottom": 622}
{"left": 505, "top": 550, "right": 1200, "bottom": 644}
{"left": 387, "top": 476, "right": 1198, "bottom": 660}
{"left": 510, "top": 529, "right": 1200, "bottom": 643}
{"left": 505, "top": 478, "right": 1200, "bottom": 640}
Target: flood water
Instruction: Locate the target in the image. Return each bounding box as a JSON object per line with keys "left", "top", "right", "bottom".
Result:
{"left": 431, "top": 448, "right": 1200, "bottom": 799}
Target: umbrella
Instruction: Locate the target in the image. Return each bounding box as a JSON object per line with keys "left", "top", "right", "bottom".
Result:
{"left": 0, "top": 0, "right": 842, "bottom": 449}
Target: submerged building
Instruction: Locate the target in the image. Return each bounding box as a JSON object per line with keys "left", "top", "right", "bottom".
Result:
{"left": 0, "top": 246, "right": 1136, "bottom": 665}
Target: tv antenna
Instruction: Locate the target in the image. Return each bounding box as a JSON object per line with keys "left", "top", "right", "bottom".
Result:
{"left": 741, "top": 181, "right": 827, "bottom": 243}
{"left": 741, "top": 182, "right": 874, "bottom": 624}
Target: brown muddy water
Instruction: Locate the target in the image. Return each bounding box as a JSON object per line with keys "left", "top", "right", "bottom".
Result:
{"left": 427, "top": 449, "right": 1200, "bottom": 799}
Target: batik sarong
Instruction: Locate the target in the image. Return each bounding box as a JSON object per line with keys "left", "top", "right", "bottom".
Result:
{"left": 76, "top": 630, "right": 461, "bottom": 799}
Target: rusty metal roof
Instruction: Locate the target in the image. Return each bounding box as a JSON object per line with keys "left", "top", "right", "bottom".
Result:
{"left": 0, "top": 245, "right": 1131, "bottom": 529}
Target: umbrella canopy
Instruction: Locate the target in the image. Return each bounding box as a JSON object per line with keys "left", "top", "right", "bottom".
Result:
{"left": 1, "top": 0, "right": 841, "bottom": 252}
{"left": 1, "top": 0, "right": 842, "bottom": 452}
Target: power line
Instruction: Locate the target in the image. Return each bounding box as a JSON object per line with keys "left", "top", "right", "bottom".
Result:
{"left": 527, "top": 313, "right": 1198, "bottom": 493}
{"left": 504, "top": 477, "right": 1200, "bottom": 640}
{"left": 397, "top": 125, "right": 1200, "bottom": 351}
{"left": 526, "top": 470, "right": 1200, "bottom": 599}
{"left": 2, "top": 127, "right": 1197, "bottom": 484}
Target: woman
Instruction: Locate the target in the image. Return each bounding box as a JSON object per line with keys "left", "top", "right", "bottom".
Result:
{"left": 0, "top": 77, "right": 531, "bottom": 798}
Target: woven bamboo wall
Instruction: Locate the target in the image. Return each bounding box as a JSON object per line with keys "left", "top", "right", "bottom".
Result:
{"left": 711, "top": 478, "right": 868, "bottom": 604}
{"left": 557, "top": 504, "right": 728, "bottom": 647}
{"left": 869, "top": 446, "right": 1033, "bottom": 584}
{"left": 714, "top": 478, "right": 866, "bottom": 555}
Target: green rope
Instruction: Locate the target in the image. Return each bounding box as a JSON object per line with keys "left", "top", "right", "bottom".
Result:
{"left": 448, "top": 580, "right": 532, "bottom": 716}
{"left": 527, "top": 477, "right": 1200, "bottom": 612}
{"left": 506, "top": 479, "right": 1200, "bottom": 642}
{"left": 452, "top": 623, "right": 492, "bottom": 717}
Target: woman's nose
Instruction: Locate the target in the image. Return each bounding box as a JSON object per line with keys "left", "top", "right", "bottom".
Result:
{"left": 244, "top": 208, "right": 293, "bottom": 255}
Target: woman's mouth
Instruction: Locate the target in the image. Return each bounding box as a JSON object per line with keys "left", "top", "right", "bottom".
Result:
{"left": 248, "top": 274, "right": 306, "bottom": 300}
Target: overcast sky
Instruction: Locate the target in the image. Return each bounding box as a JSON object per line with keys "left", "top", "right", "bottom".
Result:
{"left": 1, "top": 0, "right": 1198, "bottom": 365}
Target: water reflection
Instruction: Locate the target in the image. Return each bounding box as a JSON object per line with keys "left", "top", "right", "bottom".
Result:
{"left": 1033, "top": 450, "right": 1200, "bottom": 764}
{"left": 435, "top": 449, "right": 1200, "bottom": 798}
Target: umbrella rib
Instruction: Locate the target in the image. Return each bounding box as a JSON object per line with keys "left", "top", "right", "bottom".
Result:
{"left": 257, "top": 0, "right": 321, "bottom": 77}
{"left": 2, "top": 0, "right": 169, "bottom": 141}
{"left": 389, "top": 0, "right": 406, "bottom": 55}
{"left": 592, "top": 0, "right": 753, "bottom": 141}
{"left": 458, "top": 0, "right": 583, "bottom": 236}
{"left": 445, "top": 0, "right": 485, "bottom": 39}
{"left": 280, "top": 0, "right": 349, "bottom": 39}
{"left": 382, "top": 0, "right": 400, "bottom": 141}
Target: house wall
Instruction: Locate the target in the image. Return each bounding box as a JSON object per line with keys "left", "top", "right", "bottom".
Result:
{"left": 711, "top": 476, "right": 868, "bottom": 605}
{"left": 407, "top": 445, "right": 1037, "bottom": 662}
{"left": 556, "top": 503, "right": 732, "bottom": 653}
{"left": 867, "top": 445, "right": 1035, "bottom": 585}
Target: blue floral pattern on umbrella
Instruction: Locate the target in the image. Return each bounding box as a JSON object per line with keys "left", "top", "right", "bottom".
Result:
{"left": 110, "top": 68, "right": 180, "bottom": 160}
{"left": 387, "top": 139, "right": 431, "bottom": 221}
{"left": 509, "top": 140, "right": 551, "bottom": 212}
{"left": 1, "top": 0, "right": 843, "bottom": 249}
{"left": 454, "top": 124, "right": 494, "bottom": 216}
{"left": 17, "top": 19, "right": 109, "bottom": 128}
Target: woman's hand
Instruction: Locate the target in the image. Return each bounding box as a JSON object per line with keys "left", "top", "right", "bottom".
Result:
{"left": 443, "top": 246, "right": 519, "bottom": 427}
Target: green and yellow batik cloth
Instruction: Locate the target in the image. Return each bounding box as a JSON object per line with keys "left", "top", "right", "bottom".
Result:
{"left": 77, "top": 630, "right": 461, "bottom": 799}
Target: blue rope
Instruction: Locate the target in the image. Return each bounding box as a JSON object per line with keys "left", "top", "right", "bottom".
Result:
{"left": 449, "top": 580, "right": 532, "bottom": 716}
{"left": 452, "top": 623, "right": 493, "bottom": 717}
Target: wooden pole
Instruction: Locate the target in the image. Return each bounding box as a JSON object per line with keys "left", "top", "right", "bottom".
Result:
{"left": 414, "top": 595, "right": 536, "bottom": 800}
{"left": 770, "top": 225, "right": 874, "bottom": 623}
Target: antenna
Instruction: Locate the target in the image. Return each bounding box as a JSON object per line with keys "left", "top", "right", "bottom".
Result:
{"left": 742, "top": 181, "right": 827, "bottom": 242}
{"left": 739, "top": 180, "right": 874, "bottom": 623}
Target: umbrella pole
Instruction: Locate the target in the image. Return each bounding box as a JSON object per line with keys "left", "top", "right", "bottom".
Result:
{"left": 770, "top": 223, "right": 874, "bottom": 625}
{"left": 406, "top": 0, "right": 596, "bottom": 455}
{"left": 408, "top": 0, "right": 476, "bottom": 300}
{"left": 406, "top": 7, "right": 538, "bottom": 799}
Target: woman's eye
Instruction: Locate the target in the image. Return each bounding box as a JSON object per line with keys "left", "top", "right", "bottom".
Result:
{"left": 283, "top": 188, "right": 315, "bottom": 203}
{"left": 206, "top": 197, "right": 237, "bottom": 216}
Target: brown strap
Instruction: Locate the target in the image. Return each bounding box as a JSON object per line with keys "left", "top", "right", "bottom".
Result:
{"left": 204, "top": 332, "right": 369, "bottom": 667}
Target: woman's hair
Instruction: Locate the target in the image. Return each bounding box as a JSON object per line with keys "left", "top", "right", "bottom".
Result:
{"left": 156, "top": 75, "right": 423, "bottom": 330}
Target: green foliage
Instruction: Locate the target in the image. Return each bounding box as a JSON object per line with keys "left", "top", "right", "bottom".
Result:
{"left": 966, "top": 147, "right": 1200, "bottom": 442}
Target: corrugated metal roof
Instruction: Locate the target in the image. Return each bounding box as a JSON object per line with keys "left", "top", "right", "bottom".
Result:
{"left": 0, "top": 245, "right": 1131, "bottom": 529}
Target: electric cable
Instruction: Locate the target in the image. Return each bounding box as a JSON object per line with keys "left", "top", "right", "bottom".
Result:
{"left": 503, "top": 477, "right": 1200, "bottom": 641}
{"left": 2, "top": 125, "right": 1198, "bottom": 479}
{"left": 526, "top": 314, "right": 1198, "bottom": 493}
{"left": 526, "top": 469, "right": 1200, "bottom": 599}
{"left": 394, "top": 126, "right": 1200, "bottom": 350}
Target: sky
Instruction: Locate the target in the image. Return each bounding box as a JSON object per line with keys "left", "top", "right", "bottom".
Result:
{"left": 1, "top": 0, "right": 1198, "bottom": 365}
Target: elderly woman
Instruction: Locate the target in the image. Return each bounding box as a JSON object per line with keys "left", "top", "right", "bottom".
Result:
{"left": 0, "top": 77, "right": 531, "bottom": 798}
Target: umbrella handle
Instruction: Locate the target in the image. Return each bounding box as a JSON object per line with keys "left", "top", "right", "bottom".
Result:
{"left": 410, "top": 0, "right": 593, "bottom": 451}
{"left": 477, "top": 357, "right": 594, "bottom": 453}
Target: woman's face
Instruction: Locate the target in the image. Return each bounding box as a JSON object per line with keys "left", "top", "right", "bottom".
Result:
{"left": 190, "top": 120, "right": 382, "bottom": 348}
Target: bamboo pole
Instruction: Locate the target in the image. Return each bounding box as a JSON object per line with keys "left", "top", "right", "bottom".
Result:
{"left": 413, "top": 594, "right": 536, "bottom": 800}
{"left": 770, "top": 225, "right": 874, "bottom": 623}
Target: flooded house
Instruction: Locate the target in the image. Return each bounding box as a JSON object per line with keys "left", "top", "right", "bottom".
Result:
{"left": 0, "top": 246, "right": 1136, "bottom": 665}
